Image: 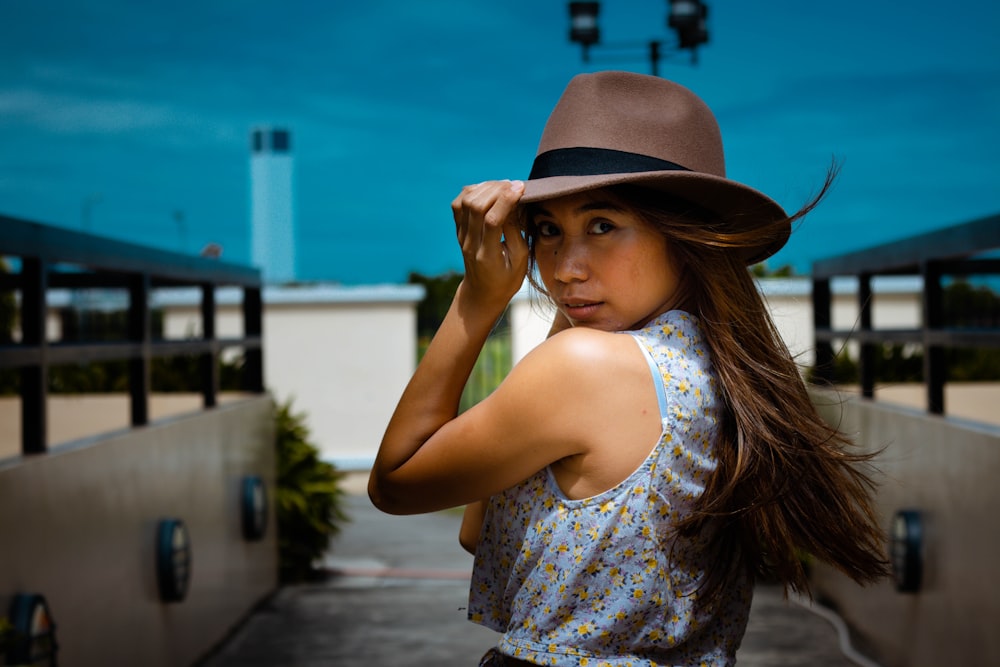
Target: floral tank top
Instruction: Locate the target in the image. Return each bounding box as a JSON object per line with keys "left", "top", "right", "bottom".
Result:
{"left": 468, "top": 310, "right": 752, "bottom": 666}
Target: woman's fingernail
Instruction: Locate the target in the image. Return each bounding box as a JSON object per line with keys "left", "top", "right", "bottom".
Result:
{"left": 510, "top": 180, "right": 524, "bottom": 193}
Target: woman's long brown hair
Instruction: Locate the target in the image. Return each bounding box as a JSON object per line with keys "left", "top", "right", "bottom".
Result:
{"left": 521, "top": 170, "right": 890, "bottom": 603}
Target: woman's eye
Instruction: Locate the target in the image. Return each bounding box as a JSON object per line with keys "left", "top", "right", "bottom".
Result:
{"left": 590, "top": 219, "right": 615, "bottom": 235}
{"left": 536, "top": 221, "right": 560, "bottom": 238}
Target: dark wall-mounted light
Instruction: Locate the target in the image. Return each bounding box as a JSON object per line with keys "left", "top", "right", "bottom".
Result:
{"left": 6, "top": 593, "right": 58, "bottom": 666}
{"left": 241, "top": 475, "right": 268, "bottom": 541}
{"left": 156, "top": 518, "right": 192, "bottom": 603}
{"left": 890, "top": 509, "right": 924, "bottom": 593}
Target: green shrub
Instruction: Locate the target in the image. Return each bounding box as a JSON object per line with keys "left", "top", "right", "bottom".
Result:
{"left": 274, "top": 399, "right": 350, "bottom": 582}
{"left": 0, "top": 616, "right": 12, "bottom": 654}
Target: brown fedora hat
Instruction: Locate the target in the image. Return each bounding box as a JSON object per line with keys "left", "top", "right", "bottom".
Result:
{"left": 521, "top": 71, "right": 789, "bottom": 264}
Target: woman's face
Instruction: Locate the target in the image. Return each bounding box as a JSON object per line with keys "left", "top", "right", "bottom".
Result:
{"left": 530, "top": 190, "right": 682, "bottom": 331}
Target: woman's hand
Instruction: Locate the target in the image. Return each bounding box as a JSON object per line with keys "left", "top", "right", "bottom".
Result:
{"left": 451, "top": 180, "right": 529, "bottom": 311}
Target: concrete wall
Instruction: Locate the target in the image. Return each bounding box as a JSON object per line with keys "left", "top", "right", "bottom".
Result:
{"left": 0, "top": 396, "right": 277, "bottom": 667}
{"left": 811, "top": 391, "right": 1000, "bottom": 667}
{"left": 158, "top": 284, "right": 422, "bottom": 470}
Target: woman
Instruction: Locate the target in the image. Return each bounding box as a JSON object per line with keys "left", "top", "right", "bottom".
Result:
{"left": 369, "top": 71, "right": 888, "bottom": 666}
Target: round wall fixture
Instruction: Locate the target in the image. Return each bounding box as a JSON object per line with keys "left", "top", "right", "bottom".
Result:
{"left": 241, "top": 475, "right": 268, "bottom": 541}
{"left": 890, "top": 509, "right": 923, "bottom": 593}
{"left": 156, "top": 518, "right": 192, "bottom": 602}
{"left": 6, "top": 593, "right": 58, "bottom": 665}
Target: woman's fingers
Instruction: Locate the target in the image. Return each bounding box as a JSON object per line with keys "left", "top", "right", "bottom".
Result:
{"left": 480, "top": 180, "right": 523, "bottom": 248}
{"left": 450, "top": 180, "right": 527, "bottom": 302}
{"left": 452, "top": 180, "right": 523, "bottom": 259}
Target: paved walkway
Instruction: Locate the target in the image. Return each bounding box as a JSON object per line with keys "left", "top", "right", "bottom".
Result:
{"left": 201, "top": 476, "right": 875, "bottom": 666}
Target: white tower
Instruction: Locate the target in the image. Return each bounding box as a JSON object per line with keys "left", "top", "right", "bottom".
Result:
{"left": 250, "top": 127, "right": 295, "bottom": 284}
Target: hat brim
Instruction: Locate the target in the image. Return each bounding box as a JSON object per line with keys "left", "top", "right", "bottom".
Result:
{"left": 521, "top": 170, "right": 789, "bottom": 265}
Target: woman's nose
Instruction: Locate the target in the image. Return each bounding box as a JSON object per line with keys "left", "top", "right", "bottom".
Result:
{"left": 553, "top": 240, "right": 589, "bottom": 283}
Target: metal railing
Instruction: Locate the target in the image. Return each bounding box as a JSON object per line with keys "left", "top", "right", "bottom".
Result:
{"left": 811, "top": 212, "right": 1000, "bottom": 415}
{"left": 0, "top": 215, "right": 264, "bottom": 455}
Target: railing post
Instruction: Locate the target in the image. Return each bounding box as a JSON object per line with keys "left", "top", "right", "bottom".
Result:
{"left": 20, "top": 258, "right": 47, "bottom": 454}
{"left": 242, "top": 286, "right": 264, "bottom": 393}
{"left": 200, "top": 283, "right": 219, "bottom": 408}
{"left": 128, "top": 273, "right": 151, "bottom": 426}
{"left": 812, "top": 276, "right": 834, "bottom": 384}
{"left": 859, "top": 273, "right": 875, "bottom": 398}
{"left": 922, "top": 261, "right": 945, "bottom": 414}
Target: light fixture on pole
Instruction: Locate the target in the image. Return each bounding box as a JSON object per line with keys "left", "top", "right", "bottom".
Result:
{"left": 568, "top": 1, "right": 710, "bottom": 76}
{"left": 569, "top": 2, "right": 600, "bottom": 62}
{"left": 668, "top": 0, "right": 709, "bottom": 57}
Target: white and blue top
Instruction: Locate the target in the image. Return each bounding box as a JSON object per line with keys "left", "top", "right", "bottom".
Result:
{"left": 468, "top": 310, "right": 752, "bottom": 666}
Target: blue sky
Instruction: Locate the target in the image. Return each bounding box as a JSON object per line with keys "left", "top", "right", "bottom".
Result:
{"left": 1, "top": 1, "right": 998, "bottom": 284}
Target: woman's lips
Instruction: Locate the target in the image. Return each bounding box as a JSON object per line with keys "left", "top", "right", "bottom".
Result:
{"left": 562, "top": 301, "right": 603, "bottom": 320}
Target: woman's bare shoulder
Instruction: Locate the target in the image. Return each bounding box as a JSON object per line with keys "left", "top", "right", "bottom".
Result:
{"left": 504, "top": 326, "right": 648, "bottom": 400}
{"left": 532, "top": 326, "right": 636, "bottom": 364}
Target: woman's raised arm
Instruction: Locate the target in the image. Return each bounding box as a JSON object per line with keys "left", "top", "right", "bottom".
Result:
{"left": 368, "top": 180, "right": 542, "bottom": 513}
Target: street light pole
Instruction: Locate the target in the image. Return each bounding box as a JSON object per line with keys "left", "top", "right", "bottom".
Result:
{"left": 568, "top": 1, "right": 709, "bottom": 75}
